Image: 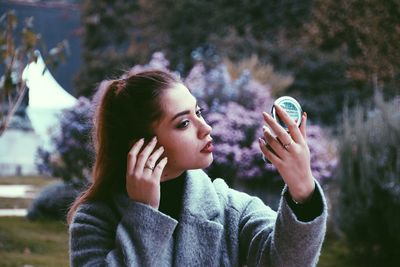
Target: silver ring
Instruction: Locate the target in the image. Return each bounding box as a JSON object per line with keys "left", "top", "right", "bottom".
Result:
{"left": 144, "top": 165, "right": 154, "bottom": 171}
{"left": 283, "top": 140, "right": 294, "bottom": 150}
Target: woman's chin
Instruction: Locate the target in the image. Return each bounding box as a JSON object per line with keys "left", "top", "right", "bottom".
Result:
{"left": 187, "top": 157, "right": 213, "bottom": 170}
{"left": 200, "top": 154, "right": 214, "bottom": 168}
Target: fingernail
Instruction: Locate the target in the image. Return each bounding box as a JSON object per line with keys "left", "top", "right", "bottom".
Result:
{"left": 263, "top": 112, "right": 271, "bottom": 120}
{"left": 153, "top": 136, "right": 157, "bottom": 142}
{"left": 262, "top": 126, "right": 271, "bottom": 134}
{"left": 304, "top": 112, "right": 307, "bottom": 117}
{"left": 258, "top": 138, "right": 267, "bottom": 147}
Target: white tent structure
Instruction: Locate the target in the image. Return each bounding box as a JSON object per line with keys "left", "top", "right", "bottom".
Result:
{"left": 23, "top": 51, "right": 77, "bottom": 148}
{"left": 0, "top": 52, "right": 77, "bottom": 175}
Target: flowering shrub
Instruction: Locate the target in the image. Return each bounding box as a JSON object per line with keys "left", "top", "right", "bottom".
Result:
{"left": 36, "top": 97, "right": 94, "bottom": 187}
{"left": 37, "top": 52, "right": 338, "bottom": 191}
{"left": 185, "top": 59, "right": 337, "bottom": 184}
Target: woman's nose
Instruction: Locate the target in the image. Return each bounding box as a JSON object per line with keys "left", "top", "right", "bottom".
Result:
{"left": 198, "top": 119, "right": 212, "bottom": 139}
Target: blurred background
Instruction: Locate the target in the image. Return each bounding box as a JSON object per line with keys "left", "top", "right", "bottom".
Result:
{"left": 0, "top": 0, "right": 399, "bottom": 266}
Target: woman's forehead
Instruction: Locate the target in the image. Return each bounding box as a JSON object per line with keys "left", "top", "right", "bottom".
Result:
{"left": 160, "top": 84, "right": 196, "bottom": 115}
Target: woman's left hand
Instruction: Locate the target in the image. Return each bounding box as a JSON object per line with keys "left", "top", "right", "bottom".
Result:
{"left": 258, "top": 105, "right": 315, "bottom": 203}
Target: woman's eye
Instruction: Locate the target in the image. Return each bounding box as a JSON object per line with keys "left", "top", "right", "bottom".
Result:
{"left": 196, "top": 108, "right": 204, "bottom": 117}
{"left": 177, "top": 120, "right": 190, "bottom": 129}
{"left": 176, "top": 108, "right": 205, "bottom": 129}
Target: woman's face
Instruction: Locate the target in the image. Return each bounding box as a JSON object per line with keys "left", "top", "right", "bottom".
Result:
{"left": 152, "top": 83, "right": 213, "bottom": 180}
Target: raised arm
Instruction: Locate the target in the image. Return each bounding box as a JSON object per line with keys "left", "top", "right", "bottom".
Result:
{"left": 239, "top": 181, "right": 327, "bottom": 267}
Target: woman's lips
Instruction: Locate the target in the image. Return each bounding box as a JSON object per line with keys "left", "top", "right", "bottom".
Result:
{"left": 201, "top": 141, "right": 214, "bottom": 153}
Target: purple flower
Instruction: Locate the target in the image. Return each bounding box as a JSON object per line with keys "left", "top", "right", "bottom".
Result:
{"left": 185, "top": 59, "right": 337, "bottom": 183}
{"left": 37, "top": 52, "right": 338, "bottom": 187}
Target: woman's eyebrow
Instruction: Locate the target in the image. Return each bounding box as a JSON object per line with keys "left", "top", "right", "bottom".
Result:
{"left": 170, "top": 100, "right": 198, "bottom": 122}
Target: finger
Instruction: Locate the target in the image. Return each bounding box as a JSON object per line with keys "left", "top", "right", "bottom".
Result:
{"left": 263, "top": 112, "right": 291, "bottom": 144}
{"left": 258, "top": 138, "right": 282, "bottom": 165}
{"left": 135, "top": 136, "right": 158, "bottom": 172}
{"left": 127, "top": 138, "right": 145, "bottom": 174}
{"left": 274, "top": 105, "right": 303, "bottom": 143}
{"left": 144, "top": 146, "right": 165, "bottom": 173}
{"left": 262, "top": 115, "right": 291, "bottom": 154}
{"left": 263, "top": 126, "right": 286, "bottom": 157}
{"left": 153, "top": 157, "right": 168, "bottom": 181}
{"left": 276, "top": 131, "right": 292, "bottom": 149}
{"left": 299, "top": 112, "right": 307, "bottom": 141}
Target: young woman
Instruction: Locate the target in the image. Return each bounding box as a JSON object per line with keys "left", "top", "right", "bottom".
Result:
{"left": 68, "top": 70, "right": 327, "bottom": 267}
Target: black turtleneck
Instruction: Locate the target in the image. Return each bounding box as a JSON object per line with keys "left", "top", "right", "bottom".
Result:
{"left": 158, "top": 173, "right": 186, "bottom": 221}
{"left": 158, "top": 173, "right": 322, "bottom": 223}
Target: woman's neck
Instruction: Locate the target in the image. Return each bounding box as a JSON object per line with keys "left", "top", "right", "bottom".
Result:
{"left": 161, "top": 167, "right": 185, "bottom": 182}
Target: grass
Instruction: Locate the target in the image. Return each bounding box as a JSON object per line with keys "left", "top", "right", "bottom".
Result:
{"left": 0, "top": 176, "right": 61, "bottom": 209}
{"left": 0, "top": 175, "right": 364, "bottom": 266}
{"left": 0, "top": 197, "right": 32, "bottom": 209}
{"left": 0, "top": 217, "right": 69, "bottom": 267}
{"left": 0, "top": 176, "right": 69, "bottom": 266}
{"left": 0, "top": 176, "right": 58, "bottom": 186}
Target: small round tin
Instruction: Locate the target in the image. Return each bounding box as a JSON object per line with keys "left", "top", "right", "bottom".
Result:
{"left": 271, "top": 96, "right": 302, "bottom": 131}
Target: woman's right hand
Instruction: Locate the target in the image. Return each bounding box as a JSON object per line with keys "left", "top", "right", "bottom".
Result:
{"left": 126, "top": 136, "right": 168, "bottom": 209}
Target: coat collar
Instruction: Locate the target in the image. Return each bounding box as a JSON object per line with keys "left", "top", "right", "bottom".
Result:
{"left": 113, "top": 169, "right": 225, "bottom": 266}
{"left": 180, "top": 169, "right": 222, "bottom": 222}
{"left": 174, "top": 169, "right": 225, "bottom": 266}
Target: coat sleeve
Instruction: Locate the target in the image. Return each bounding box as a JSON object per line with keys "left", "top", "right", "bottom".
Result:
{"left": 69, "top": 200, "right": 177, "bottom": 267}
{"left": 238, "top": 180, "right": 328, "bottom": 267}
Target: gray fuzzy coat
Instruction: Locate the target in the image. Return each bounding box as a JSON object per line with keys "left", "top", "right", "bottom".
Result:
{"left": 69, "top": 169, "right": 327, "bottom": 266}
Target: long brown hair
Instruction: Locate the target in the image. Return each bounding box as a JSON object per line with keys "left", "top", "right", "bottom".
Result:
{"left": 67, "top": 70, "right": 181, "bottom": 223}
